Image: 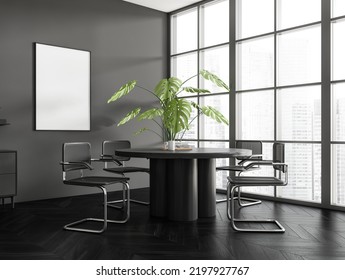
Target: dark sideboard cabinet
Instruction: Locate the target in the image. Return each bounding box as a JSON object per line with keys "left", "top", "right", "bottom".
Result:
{"left": 0, "top": 150, "right": 17, "bottom": 208}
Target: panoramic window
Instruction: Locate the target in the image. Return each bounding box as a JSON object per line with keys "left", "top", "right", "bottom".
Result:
{"left": 236, "top": 0, "right": 321, "bottom": 202}
{"left": 170, "top": 0, "right": 340, "bottom": 207}
{"left": 170, "top": 0, "right": 230, "bottom": 189}
{"left": 331, "top": 0, "right": 345, "bottom": 206}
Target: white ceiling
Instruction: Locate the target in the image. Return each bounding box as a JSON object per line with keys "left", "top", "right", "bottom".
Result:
{"left": 122, "top": 0, "right": 203, "bottom": 13}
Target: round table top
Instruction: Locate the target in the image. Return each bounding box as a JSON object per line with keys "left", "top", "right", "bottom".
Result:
{"left": 115, "top": 147, "right": 252, "bottom": 159}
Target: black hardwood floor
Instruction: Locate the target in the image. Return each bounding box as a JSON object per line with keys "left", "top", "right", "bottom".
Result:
{"left": 1, "top": 188, "right": 345, "bottom": 260}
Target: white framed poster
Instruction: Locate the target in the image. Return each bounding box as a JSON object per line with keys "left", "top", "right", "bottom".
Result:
{"left": 34, "top": 43, "right": 91, "bottom": 131}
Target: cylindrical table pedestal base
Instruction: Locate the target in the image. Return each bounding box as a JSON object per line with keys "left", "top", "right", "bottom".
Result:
{"left": 150, "top": 159, "right": 168, "bottom": 218}
{"left": 198, "top": 158, "right": 216, "bottom": 218}
{"left": 167, "top": 159, "right": 198, "bottom": 221}
{"left": 149, "top": 158, "right": 215, "bottom": 221}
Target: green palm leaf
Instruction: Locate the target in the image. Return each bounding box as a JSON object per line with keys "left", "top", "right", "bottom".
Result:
{"left": 191, "top": 101, "right": 201, "bottom": 110}
{"left": 108, "top": 80, "right": 137, "bottom": 103}
{"left": 183, "top": 87, "right": 210, "bottom": 94}
{"left": 134, "top": 127, "right": 163, "bottom": 140}
{"left": 201, "top": 106, "right": 229, "bottom": 125}
{"left": 163, "top": 98, "right": 192, "bottom": 136}
{"left": 137, "top": 108, "right": 163, "bottom": 121}
{"left": 154, "top": 77, "right": 182, "bottom": 100}
{"left": 117, "top": 107, "right": 141, "bottom": 126}
{"left": 199, "top": 70, "right": 230, "bottom": 92}
{"left": 134, "top": 127, "right": 148, "bottom": 135}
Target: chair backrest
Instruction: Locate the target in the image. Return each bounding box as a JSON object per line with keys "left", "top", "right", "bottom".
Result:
{"left": 102, "top": 140, "right": 131, "bottom": 162}
{"left": 62, "top": 142, "right": 91, "bottom": 172}
{"left": 236, "top": 140, "right": 262, "bottom": 159}
{"left": 273, "top": 143, "right": 285, "bottom": 172}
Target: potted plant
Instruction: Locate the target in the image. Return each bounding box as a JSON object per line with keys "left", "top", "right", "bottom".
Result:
{"left": 107, "top": 70, "right": 230, "bottom": 150}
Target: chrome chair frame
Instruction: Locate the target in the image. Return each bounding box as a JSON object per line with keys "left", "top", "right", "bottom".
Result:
{"left": 61, "top": 142, "right": 130, "bottom": 234}
{"left": 101, "top": 140, "right": 150, "bottom": 208}
{"left": 226, "top": 143, "right": 288, "bottom": 233}
{"left": 216, "top": 140, "right": 263, "bottom": 207}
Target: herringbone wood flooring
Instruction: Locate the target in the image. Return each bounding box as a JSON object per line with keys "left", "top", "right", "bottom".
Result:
{"left": 1, "top": 188, "right": 345, "bottom": 260}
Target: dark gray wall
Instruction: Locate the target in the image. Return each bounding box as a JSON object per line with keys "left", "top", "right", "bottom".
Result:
{"left": 0, "top": 0, "right": 168, "bottom": 202}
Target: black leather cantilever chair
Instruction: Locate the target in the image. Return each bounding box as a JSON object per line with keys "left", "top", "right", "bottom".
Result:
{"left": 216, "top": 140, "right": 263, "bottom": 207}
{"left": 227, "top": 143, "right": 288, "bottom": 233}
{"left": 61, "top": 142, "right": 130, "bottom": 234}
{"left": 101, "top": 140, "right": 150, "bottom": 207}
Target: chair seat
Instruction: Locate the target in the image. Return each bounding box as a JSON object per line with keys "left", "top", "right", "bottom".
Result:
{"left": 64, "top": 176, "right": 129, "bottom": 187}
{"left": 104, "top": 167, "right": 149, "bottom": 174}
{"left": 228, "top": 176, "right": 285, "bottom": 186}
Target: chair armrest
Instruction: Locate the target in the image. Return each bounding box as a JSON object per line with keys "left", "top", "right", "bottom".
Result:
{"left": 249, "top": 154, "right": 263, "bottom": 158}
{"left": 91, "top": 157, "right": 120, "bottom": 164}
{"left": 237, "top": 154, "right": 263, "bottom": 160}
{"left": 238, "top": 154, "right": 264, "bottom": 165}
{"left": 60, "top": 161, "right": 93, "bottom": 170}
{"left": 99, "top": 154, "right": 123, "bottom": 166}
{"left": 244, "top": 161, "right": 288, "bottom": 172}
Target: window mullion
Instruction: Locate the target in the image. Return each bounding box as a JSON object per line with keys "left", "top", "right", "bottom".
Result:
{"left": 274, "top": 0, "right": 277, "bottom": 198}
{"left": 197, "top": 5, "right": 201, "bottom": 147}
{"left": 322, "top": 0, "right": 331, "bottom": 207}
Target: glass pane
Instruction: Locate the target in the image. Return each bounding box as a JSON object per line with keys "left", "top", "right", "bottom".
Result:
{"left": 241, "top": 142, "right": 275, "bottom": 196}
{"left": 331, "top": 83, "right": 345, "bottom": 141}
{"left": 331, "top": 144, "right": 345, "bottom": 206}
{"left": 236, "top": 90, "right": 274, "bottom": 140}
{"left": 171, "top": 52, "right": 198, "bottom": 97}
{"left": 277, "top": 143, "right": 321, "bottom": 203}
{"left": 171, "top": 8, "right": 197, "bottom": 54}
{"left": 200, "top": 45, "right": 229, "bottom": 93}
{"left": 277, "top": 0, "right": 321, "bottom": 30}
{"left": 200, "top": 0, "right": 229, "bottom": 48}
{"left": 181, "top": 97, "right": 198, "bottom": 140}
{"left": 200, "top": 141, "right": 229, "bottom": 190}
{"left": 332, "top": 0, "right": 345, "bottom": 18}
{"left": 332, "top": 19, "right": 345, "bottom": 81}
{"left": 277, "top": 25, "right": 321, "bottom": 86}
{"left": 277, "top": 85, "right": 321, "bottom": 141}
{"left": 236, "top": 35, "right": 274, "bottom": 90}
{"left": 236, "top": 0, "right": 274, "bottom": 39}
{"left": 199, "top": 95, "right": 229, "bottom": 140}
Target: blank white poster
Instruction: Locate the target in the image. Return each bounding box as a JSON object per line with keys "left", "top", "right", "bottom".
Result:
{"left": 35, "top": 43, "right": 90, "bottom": 131}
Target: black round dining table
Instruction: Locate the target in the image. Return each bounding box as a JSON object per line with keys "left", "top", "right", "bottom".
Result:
{"left": 115, "top": 147, "right": 252, "bottom": 222}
